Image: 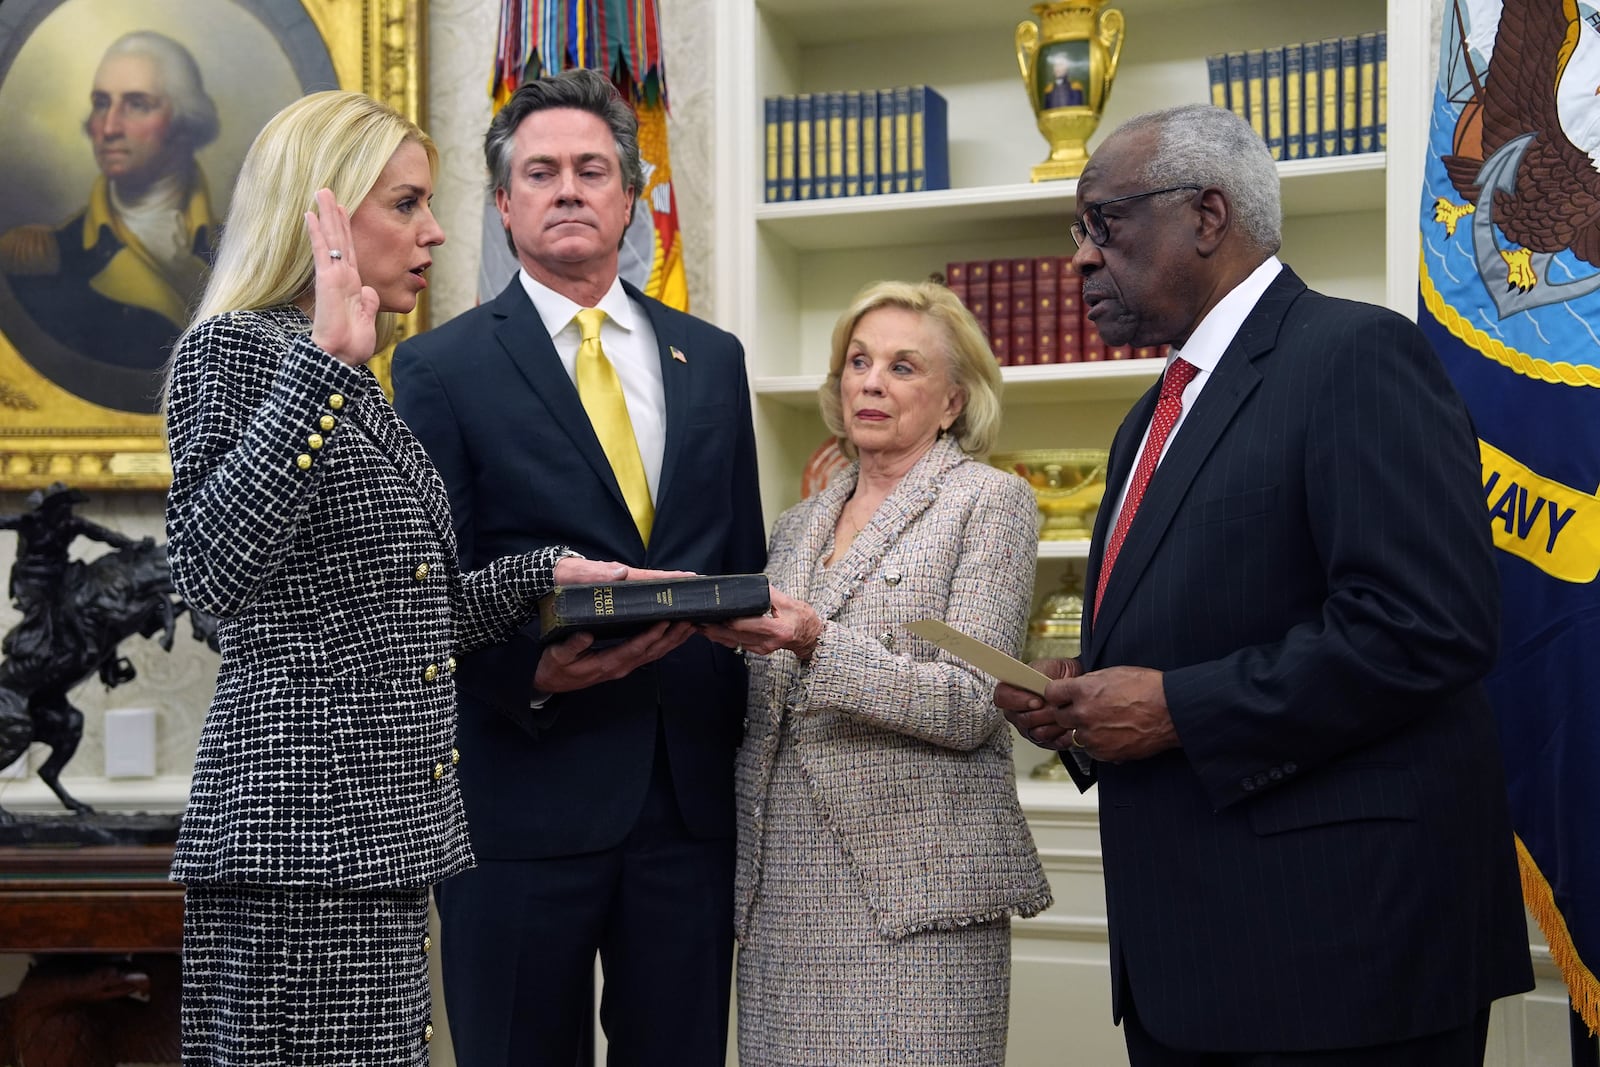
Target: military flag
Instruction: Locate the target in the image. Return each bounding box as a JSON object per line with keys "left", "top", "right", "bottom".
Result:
{"left": 1418, "top": 0, "right": 1600, "bottom": 1032}
{"left": 480, "top": 0, "right": 687, "bottom": 310}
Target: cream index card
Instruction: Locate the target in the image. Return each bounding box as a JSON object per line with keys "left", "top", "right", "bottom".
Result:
{"left": 903, "top": 620, "right": 1053, "bottom": 696}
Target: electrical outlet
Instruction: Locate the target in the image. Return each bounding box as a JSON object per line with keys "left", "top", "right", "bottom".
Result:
{"left": 104, "top": 707, "right": 158, "bottom": 778}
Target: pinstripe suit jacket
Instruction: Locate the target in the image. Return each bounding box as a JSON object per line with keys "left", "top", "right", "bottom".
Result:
{"left": 735, "top": 438, "right": 1052, "bottom": 941}
{"left": 166, "top": 307, "right": 563, "bottom": 891}
{"left": 1071, "top": 267, "right": 1532, "bottom": 1050}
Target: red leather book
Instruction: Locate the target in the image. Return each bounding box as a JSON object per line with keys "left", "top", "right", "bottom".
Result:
{"left": 967, "top": 260, "right": 992, "bottom": 343}
{"left": 1035, "top": 256, "right": 1058, "bottom": 364}
{"left": 988, "top": 258, "right": 1013, "bottom": 365}
{"left": 1080, "top": 298, "right": 1108, "bottom": 362}
{"left": 945, "top": 261, "right": 969, "bottom": 308}
{"left": 1058, "top": 256, "right": 1083, "bottom": 363}
{"left": 1009, "top": 257, "right": 1035, "bottom": 365}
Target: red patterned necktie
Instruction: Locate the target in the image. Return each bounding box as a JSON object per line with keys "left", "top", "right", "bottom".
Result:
{"left": 1094, "top": 357, "right": 1199, "bottom": 618}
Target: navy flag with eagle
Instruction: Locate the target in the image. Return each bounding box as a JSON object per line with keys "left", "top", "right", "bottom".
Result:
{"left": 1418, "top": 0, "right": 1600, "bottom": 1032}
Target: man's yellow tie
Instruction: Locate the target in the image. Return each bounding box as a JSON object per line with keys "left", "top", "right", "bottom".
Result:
{"left": 574, "top": 307, "right": 654, "bottom": 544}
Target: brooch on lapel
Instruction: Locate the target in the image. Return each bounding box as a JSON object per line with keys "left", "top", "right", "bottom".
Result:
{"left": 670, "top": 346, "right": 687, "bottom": 363}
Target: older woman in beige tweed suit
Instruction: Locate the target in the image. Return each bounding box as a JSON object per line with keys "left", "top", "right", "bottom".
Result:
{"left": 703, "top": 280, "right": 1051, "bottom": 1066}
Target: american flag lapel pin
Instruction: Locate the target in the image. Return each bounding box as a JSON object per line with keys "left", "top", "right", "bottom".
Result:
{"left": 670, "top": 346, "right": 687, "bottom": 364}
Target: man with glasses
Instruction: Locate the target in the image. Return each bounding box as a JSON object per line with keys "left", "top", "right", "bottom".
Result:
{"left": 997, "top": 103, "right": 1532, "bottom": 1065}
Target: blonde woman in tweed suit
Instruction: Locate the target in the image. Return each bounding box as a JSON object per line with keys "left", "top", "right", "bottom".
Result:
{"left": 703, "top": 280, "right": 1051, "bottom": 1065}
{"left": 164, "top": 92, "right": 672, "bottom": 1066}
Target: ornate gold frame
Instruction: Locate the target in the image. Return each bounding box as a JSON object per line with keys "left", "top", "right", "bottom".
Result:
{"left": 0, "top": 0, "right": 427, "bottom": 490}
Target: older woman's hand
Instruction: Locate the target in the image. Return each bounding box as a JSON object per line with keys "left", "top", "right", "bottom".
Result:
{"left": 700, "top": 586, "right": 824, "bottom": 662}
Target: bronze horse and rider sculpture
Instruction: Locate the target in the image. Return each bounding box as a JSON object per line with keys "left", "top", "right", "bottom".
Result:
{"left": 0, "top": 483, "right": 216, "bottom": 824}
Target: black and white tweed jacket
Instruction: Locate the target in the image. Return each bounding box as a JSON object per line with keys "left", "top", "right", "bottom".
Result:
{"left": 166, "top": 306, "right": 562, "bottom": 891}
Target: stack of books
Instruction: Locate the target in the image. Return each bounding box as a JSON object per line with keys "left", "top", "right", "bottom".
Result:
{"left": 944, "top": 257, "right": 1171, "bottom": 366}
{"left": 1205, "top": 31, "right": 1386, "bottom": 161}
{"left": 762, "top": 86, "right": 949, "bottom": 202}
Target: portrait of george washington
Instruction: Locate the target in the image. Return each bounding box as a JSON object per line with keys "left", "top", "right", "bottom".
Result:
{"left": 0, "top": 0, "right": 337, "bottom": 415}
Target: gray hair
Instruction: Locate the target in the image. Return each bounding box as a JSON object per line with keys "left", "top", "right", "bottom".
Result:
{"left": 94, "top": 31, "right": 219, "bottom": 149}
{"left": 1117, "top": 103, "right": 1281, "bottom": 253}
{"left": 484, "top": 68, "right": 645, "bottom": 199}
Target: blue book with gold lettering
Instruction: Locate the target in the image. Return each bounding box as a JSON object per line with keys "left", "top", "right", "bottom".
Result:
{"left": 1206, "top": 53, "right": 1228, "bottom": 110}
{"left": 827, "top": 91, "right": 845, "bottom": 197}
{"left": 1358, "top": 30, "right": 1378, "bottom": 154}
{"left": 1377, "top": 30, "right": 1387, "bottom": 150}
{"left": 1245, "top": 48, "right": 1266, "bottom": 142}
{"left": 892, "top": 86, "right": 912, "bottom": 193}
{"left": 1284, "top": 43, "right": 1304, "bottom": 160}
{"left": 861, "top": 90, "right": 879, "bottom": 196}
{"left": 911, "top": 86, "right": 949, "bottom": 192}
{"left": 1225, "top": 51, "right": 1249, "bottom": 128}
{"left": 1302, "top": 39, "right": 1321, "bottom": 158}
{"left": 778, "top": 94, "right": 797, "bottom": 200}
{"left": 796, "top": 92, "right": 814, "bottom": 199}
{"left": 1339, "top": 35, "right": 1359, "bottom": 155}
{"left": 1264, "top": 47, "right": 1284, "bottom": 160}
{"left": 764, "top": 96, "right": 778, "bottom": 202}
{"left": 844, "top": 91, "right": 862, "bottom": 196}
{"left": 1318, "top": 38, "right": 1341, "bottom": 157}
{"left": 812, "top": 93, "right": 830, "bottom": 198}
{"left": 878, "top": 89, "right": 897, "bottom": 194}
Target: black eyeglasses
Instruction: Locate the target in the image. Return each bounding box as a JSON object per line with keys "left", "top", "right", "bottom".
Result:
{"left": 1069, "top": 184, "right": 1201, "bottom": 249}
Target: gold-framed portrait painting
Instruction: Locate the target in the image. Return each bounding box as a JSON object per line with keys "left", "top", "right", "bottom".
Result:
{"left": 0, "top": 0, "right": 424, "bottom": 490}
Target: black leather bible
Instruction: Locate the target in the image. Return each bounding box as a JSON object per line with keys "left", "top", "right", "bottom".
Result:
{"left": 535, "top": 573, "right": 771, "bottom": 642}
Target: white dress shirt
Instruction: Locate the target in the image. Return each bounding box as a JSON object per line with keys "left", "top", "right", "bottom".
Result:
{"left": 1100, "top": 256, "right": 1284, "bottom": 537}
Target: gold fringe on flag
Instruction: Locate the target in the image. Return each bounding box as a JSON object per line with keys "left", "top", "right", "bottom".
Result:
{"left": 1517, "top": 835, "right": 1600, "bottom": 1034}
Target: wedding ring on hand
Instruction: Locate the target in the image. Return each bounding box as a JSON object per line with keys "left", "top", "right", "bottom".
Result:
{"left": 1069, "top": 727, "right": 1086, "bottom": 750}
{"left": 327, "top": 249, "right": 343, "bottom": 260}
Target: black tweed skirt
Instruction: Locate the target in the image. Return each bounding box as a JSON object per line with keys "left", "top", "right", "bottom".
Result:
{"left": 181, "top": 884, "right": 433, "bottom": 1065}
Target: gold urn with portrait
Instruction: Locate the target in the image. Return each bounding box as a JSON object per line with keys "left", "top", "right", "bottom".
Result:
{"left": 1015, "top": 0, "right": 1125, "bottom": 181}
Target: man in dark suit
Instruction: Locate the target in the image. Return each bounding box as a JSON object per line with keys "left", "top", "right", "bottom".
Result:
{"left": 391, "top": 69, "right": 764, "bottom": 1066}
{"left": 996, "top": 103, "right": 1534, "bottom": 1065}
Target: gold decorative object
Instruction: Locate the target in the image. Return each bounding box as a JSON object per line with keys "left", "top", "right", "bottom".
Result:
{"left": 1025, "top": 569, "right": 1084, "bottom": 665}
{"left": 991, "top": 448, "right": 1109, "bottom": 540}
{"left": 0, "top": 0, "right": 425, "bottom": 490}
{"left": 1015, "top": 0, "right": 1126, "bottom": 181}
{"left": 1024, "top": 569, "right": 1084, "bottom": 781}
